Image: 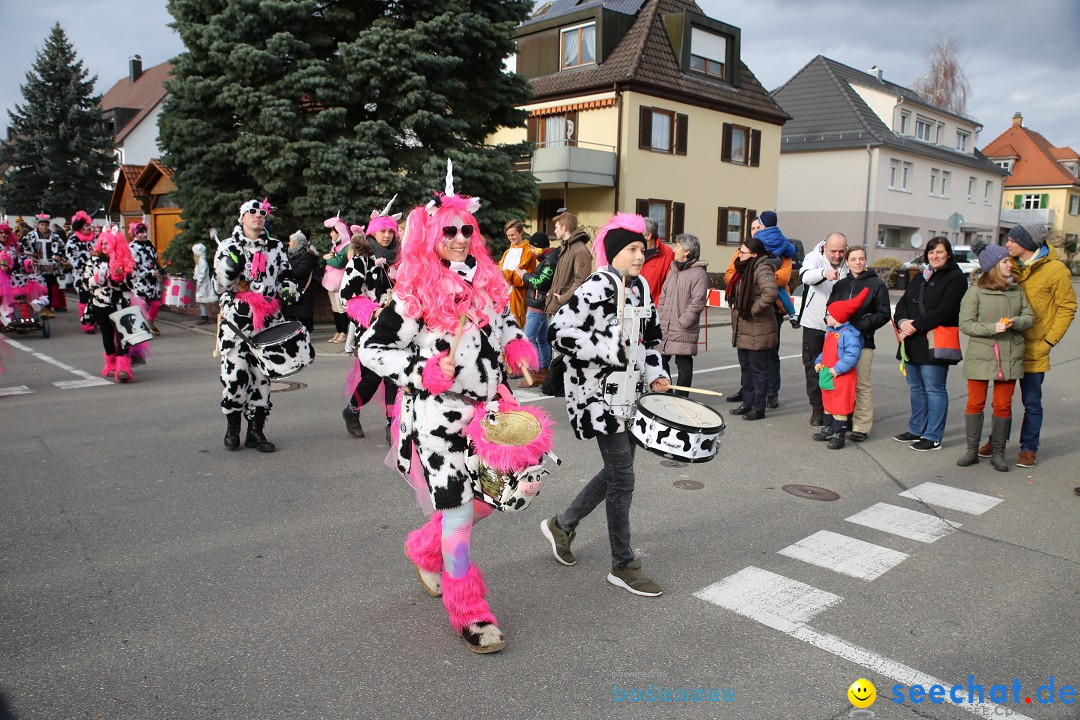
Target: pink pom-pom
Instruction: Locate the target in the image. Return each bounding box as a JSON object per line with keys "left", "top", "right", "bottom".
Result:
{"left": 504, "top": 338, "right": 539, "bottom": 374}
{"left": 421, "top": 352, "right": 454, "bottom": 394}
{"left": 346, "top": 296, "right": 380, "bottom": 328}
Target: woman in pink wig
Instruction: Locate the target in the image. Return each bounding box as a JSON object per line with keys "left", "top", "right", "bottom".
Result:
{"left": 357, "top": 161, "right": 540, "bottom": 654}
{"left": 85, "top": 225, "right": 136, "bottom": 382}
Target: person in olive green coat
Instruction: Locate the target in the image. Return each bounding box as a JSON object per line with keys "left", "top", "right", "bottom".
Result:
{"left": 956, "top": 240, "right": 1033, "bottom": 471}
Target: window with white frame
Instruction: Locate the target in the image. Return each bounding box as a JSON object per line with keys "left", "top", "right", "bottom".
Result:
{"left": 901, "top": 161, "right": 912, "bottom": 191}
{"left": 899, "top": 111, "right": 910, "bottom": 135}
{"left": 560, "top": 23, "right": 596, "bottom": 69}
{"left": 689, "top": 27, "right": 727, "bottom": 79}
{"left": 915, "top": 117, "right": 933, "bottom": 141}
{"left": 967, "top": 176, "right": 976, "bottom": 201}
{"left": 936, "top": 122, "right": 945, "bottom": 144}
{"left": 941, "top": 170, "right": 951, "bottom": 197}
{"left": 930, "top": 168, "right": 939, "bottom": 196}
{"left": 889, "top": 159, "right": 899, "bottom": 189}
{"left": 984, "top": 180, "right": 992, "bottom": 204}
{"left": 956, "top": 130, "right": 970, "bottom": 152}
{"left": 726, "top": 208, "right": 742, "bottom": 244}
{"left": 1070, "top": 195, "right": 1080, "bottom": 215}
{"left": 994, "top": 159, "right": 1013, "bottom": 173}
{"left": 1023, "top": 194, "right": 1042, "bottom": 209}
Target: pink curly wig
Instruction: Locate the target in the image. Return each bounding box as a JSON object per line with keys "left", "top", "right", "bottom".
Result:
{"left": 0, "top": 223, "right": 16, "bottom": 250}
{"left": 366, "top": 214, "right": 398, "bottom": 237}
{"left": 127, "top": 221, "right": 147, "bottom": 238}
{"left": 93, "top": 226, "right": 135, "bottom": 278}
{"left": 592, "top": 212, "right": 647, "bottom": 267}
{"left": 393, "top": 203, "right": 508, "bottom": 334}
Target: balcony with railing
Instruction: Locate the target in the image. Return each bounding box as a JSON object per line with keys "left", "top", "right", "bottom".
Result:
{"left": 518, "top": 140, "right": 617, "bottom": 187}
{"left": 1000, "top": 207, "right": 1055, "bottom": 225}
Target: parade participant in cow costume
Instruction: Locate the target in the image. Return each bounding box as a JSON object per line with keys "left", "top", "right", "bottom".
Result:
{"left": 357, "top": 161, "right": 539, "bottom": 654}
{"left": 85, "top": 225, "right": 135, "bottom": 382}
{"left": 542, "top": 212, "right": 670, "bottom": 597}
{"left": 22, "top": 213, "right": 66, "bottom": 315}
{"left": 65, "top": 211, "right": 97, "bottom": 334}
{"left": 129, "top": 222, "right": 164, "bottom": 335}
{"left": 214, "top": 199, "right": 299, "bottom": 452}
{"left": 0, "top": 222, "right": 44, "bottom": 327}
{"left": 340, "top": 196, "right": 401, "bottom": 443}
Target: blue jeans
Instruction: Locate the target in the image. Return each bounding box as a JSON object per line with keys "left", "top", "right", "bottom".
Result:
{"left": 905, "top": 362, "right": 950, "bottom": 443}
{"left": 523, "top": 309, "right": 551, "bottom": 369}
{"left": 558, "top": 430, "right": 636, "bottom": 568}
{"left": 1018, "top": 372, "right": 1044, "bottom": 452}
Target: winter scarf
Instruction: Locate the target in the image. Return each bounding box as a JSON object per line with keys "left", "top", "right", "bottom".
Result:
{"left": 367, "top": 235, "right": 400, "bottom": 267}
{"left": 727, "top": 255, "right": 764, "bottom": 320}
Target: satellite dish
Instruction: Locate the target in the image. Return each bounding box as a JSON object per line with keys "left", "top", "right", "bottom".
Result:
{"left": 910, "top": 233, "right": 923, "bottom": 249}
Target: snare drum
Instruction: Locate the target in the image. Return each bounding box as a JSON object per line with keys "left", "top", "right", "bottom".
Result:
{"left": 33, "top": 260, "right": 59, "bottom": 276}
{"left": 163, "top": 274, "right": 195, "bottom": 307}
{"left": 466, "top": 404, "right": 554, "bottom": 513}
{"left": 248, "top": 321, "right": 314, "bottom": 379}
{"left": 630, "top": 392, "right": 725, "bottom": 463}
{"left": 109, "top": 305, "right": 154, "bottom": 346}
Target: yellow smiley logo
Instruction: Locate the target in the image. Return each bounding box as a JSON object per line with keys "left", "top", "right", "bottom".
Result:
{"left": 848, "top": 678, "right": 876, "bottom": 708}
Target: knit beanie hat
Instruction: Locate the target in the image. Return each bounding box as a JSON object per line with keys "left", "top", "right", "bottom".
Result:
{"left": 530, "top": 231, "right": 549, "bottom": 249}
{"left": 759, "top": 210, "right": 778, "bottom": 228}
{"left": 826, "top": 287, "right": 869, "bottom": 325}
{"left": 603, "top": 227, "right": 646, "bottom": 262}
{"left": 971, "top": 238, "right": 1009, "bottom": 273}
{"left": 1007, "top": 223, "right": 1046, "bottom": 252}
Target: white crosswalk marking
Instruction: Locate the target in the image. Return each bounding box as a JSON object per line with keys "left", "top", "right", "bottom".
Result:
{"left": 777, "top": 530, "right": 909, "bottom": 581}
{"left": 54, "top": 379, "right": 113, "bottom": 389}
{"left": 898, "top": 482, "right": 1003, "bottom": 515}
{"left": 846, "top": 502, "right": 961, "bottom": 543}
{"left": 693, "top": 566, "right": 842, "bottom": 633}
{"left": 0, "top": 385, "right": 33, "bottom": 396}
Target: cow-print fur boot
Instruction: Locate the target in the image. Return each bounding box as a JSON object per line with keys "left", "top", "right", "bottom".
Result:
{"left": 441, "top": 566, "right": 505, "bottom": 654}
{"left": 224, "top": 412, "right": 242, "bottom": 451}
{"left": 244, "top": 408, "right": 276, "bottom": 452}
{"left": 404, "top": 512, "right": 443, "bottom": 597}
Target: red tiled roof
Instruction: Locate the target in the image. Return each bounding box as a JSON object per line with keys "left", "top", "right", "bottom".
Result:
{"left": 526, "top": 0, "right": 787, "bottom": 124}
{"left": 100, "top": 61, "right": 173, "bottom": 143}
{"left": 119, "top": 164, "right": 146, "bottom": 192}
{"left": 1051, "top": 146, "right": 1079, "bottom": 160}
{"left": 981, "top": 123, "right": 1080, "bottom": 188}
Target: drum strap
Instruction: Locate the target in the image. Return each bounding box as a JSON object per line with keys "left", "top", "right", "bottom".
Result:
{"left": 221, "top": 317, "right": 254, "bottom": 347}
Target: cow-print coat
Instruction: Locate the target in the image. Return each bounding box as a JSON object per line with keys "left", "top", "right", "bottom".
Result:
{"left": 130, "top": 239, "right": 163, "bottom": 301}
{"left": 357, "top": 269, "right": 527, "bottom": 511}
{"left": 549, "top": 268, "right": 667, "bottom": 440}
{"left": 64, "top": 236, "right": 93, "bottom": 295}
{"left": 84, "top": 254, "right": 132, "bottom": 310}
{"left": 213, "top": 227, "right": 298, "bottom": 417}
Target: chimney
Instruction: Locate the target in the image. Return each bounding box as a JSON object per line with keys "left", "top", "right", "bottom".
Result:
{"left": 869, "top": 65, "right": 883, "bottom": 81}
{"left": 129, "top": 55, "right": 143, "bottom": 83}
{"left": 1012, "top": 112, "right": 1023, "bottom": 127}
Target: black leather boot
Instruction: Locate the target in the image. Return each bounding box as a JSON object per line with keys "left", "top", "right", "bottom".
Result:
{"left": 342, "top": 406, "right": 364, "bottom": 438}
{"left": 245, "top": 409, "right": 276, "bottom": 452}
{"left": 224, "top": 412, "right": 242, "bottom": 451}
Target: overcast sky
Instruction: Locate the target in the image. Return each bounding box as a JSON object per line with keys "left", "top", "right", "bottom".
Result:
{"left": 2, "top": 0, "right": 1078, "bottom": 150}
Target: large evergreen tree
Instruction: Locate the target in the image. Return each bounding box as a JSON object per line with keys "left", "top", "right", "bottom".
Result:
{"left": 0, "top": 23, "right": 116, "bottom": 218}
{"left": 160, "top": 0, "right": 535, "bottom": 268}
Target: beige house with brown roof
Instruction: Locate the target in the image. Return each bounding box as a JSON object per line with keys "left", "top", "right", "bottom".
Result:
{"left": 489, "top": 0, "right": 788, "bottom": 267}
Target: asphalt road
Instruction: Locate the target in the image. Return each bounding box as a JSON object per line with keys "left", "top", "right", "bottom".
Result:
{"left": 1, "top": 295, "right": 1078, "bottom": 720}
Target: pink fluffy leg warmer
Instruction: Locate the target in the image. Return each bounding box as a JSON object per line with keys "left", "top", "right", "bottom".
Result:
{"left": 404, "top": 512, "right": 444, "bottom": 573}
{"left": 441, "top": 565, "right": 496, "bottom": 633}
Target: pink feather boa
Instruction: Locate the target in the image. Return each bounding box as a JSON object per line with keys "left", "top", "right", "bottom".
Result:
{"left": 234, "top": 291, "right": 280, "bottom": 332}
{"left": 504, "top": 338, "right": 539, "bottom": 375}
{"left": 421, "top": 352, "right": 454, "bottom": 394}
{"left": 345, "top": 296, "right": 380, "bottom": 328}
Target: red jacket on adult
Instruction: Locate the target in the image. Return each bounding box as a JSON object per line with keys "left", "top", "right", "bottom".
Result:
{"left": 640, "top": 239, "right": 674, "bottom": 304}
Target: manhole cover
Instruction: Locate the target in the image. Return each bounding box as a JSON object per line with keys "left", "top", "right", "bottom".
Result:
{"left": 269, "top": 381, "right": 307, "bottom": 393}
{"left": 782, "top": 484, "right": 840, "bottom": 501}
{"left": 673, "top": 480, "right": 704, "bottom": 490}
{"left": 661, "top": 460, "right": 686, "bottom": 468}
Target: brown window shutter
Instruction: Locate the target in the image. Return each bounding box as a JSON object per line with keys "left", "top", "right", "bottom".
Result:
{"left": 717, "top": 207, "right": 728, "bottom": 245}
{"left": 636, "top": 199, "right": 649, "bottom": 217}
{"left": 639, "top": 107, "right": 652, "bottom": 149}
{"left": 745, "top": 210, "right": 757, "bottom": 241}
{"left": 721, "top": 123, "right": 733, "bottom": 162}
{"left": 527, "top": 116, "right": 538, "bottom": 145}
{"left": 566, "top": 110, "right": 579, "bottom": 147}
{"left": 750, "top": 129, "right": 761, "bottom": 167}
{"left": 672, "top": 202, "right": 685, "bottom": 236}
{"left": 675, "top": 114, "right": 688, "bottom": 155}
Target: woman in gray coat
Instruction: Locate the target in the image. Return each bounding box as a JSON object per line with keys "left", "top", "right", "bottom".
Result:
{"left": 657, "top": 234, "right": 709, "bottom": 396}
{"left": 956, "top": 240, "right": 1033, "bottom": 471}
{"left": 726, "top": 237, "right": 778, "bottom": 420}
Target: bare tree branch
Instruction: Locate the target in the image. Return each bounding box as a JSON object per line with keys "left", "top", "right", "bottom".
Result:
{"left": 914, "top": 31, "right": 971, "bottom": 115}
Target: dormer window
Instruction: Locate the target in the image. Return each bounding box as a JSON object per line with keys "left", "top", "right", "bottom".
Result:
{"left": 689, "top": 27, "right": 727, "bottom": 79}
{"left": 561, "top": 22, "right": 596, "bottom": 70}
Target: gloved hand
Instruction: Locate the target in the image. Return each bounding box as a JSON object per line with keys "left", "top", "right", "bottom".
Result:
{"left": 222, "top": 250, "right": 244, "bottom": 281}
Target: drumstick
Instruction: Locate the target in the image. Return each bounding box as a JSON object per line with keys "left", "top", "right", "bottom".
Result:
{"left": 669, "top": 396, "right": 699, "bottom": 425}
{"left": 519, "top": 363, "right": 533, "bottom": 386}
{"left": 448, "top": 314, "right": 467, "bottom": 360}
{"left": 212, "top": 312, "right": 222, "bottom": 358}
{"left": 666, "top": 384, "right": 724, "bottom": 398}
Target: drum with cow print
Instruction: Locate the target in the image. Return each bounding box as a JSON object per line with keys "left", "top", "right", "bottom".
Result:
{"left": 631, "top": 392, "right": 725, "bottom": 463}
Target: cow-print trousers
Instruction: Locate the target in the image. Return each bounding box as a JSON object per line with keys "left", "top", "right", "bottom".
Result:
{"left": 218, "top": 301, "right": 274, "bottom": 418}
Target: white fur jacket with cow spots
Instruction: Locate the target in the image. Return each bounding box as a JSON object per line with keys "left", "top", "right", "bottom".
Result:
{"left": 357, "top": 280, "right": 531, "bottom": 511}
{"left": 550, "top": 268, "right": 667, "bottom": 440}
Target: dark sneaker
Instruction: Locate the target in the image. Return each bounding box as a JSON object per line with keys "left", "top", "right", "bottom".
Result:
{"left": 810, "top": 413, "right": 825, "bottom": 427}
{"left": 827, "top": 433, "right": 846, "bottom": 450}
{"left": 607, "top": 559, "right": 662, "bottom": 597}
{"left": 911, "top": 439, "right": 941, "bottom": 452}
{"left": 766, "top": 394, "right": 779, "bottom": 409}
{"left": 894, "top": 432, "right": 921, "bottom": 443}
{"left": 541, "top": 516, "right": 576, "bottom": 566}
{"left": 848, "top": 431, "right": 868, "bottom": 442}
{"left": 812, "top": 426, "right": 837, "bottom": 442}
